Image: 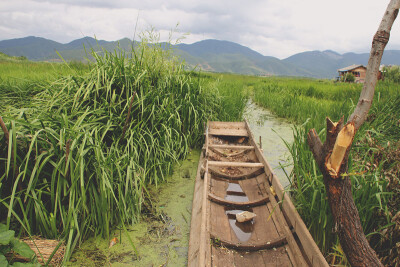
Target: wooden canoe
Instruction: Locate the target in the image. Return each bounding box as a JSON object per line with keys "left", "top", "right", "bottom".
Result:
{"left": 188, "top": 121, "right": 328, "bottom": 267}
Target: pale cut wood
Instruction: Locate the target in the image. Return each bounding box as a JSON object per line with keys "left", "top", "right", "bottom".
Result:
{"left": 325, "top": 122, "right": 355, "bottom": 177}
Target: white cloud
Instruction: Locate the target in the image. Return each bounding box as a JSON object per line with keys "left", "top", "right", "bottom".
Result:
{"left": 1, "top": 0, "right": 399, "bottom": 58}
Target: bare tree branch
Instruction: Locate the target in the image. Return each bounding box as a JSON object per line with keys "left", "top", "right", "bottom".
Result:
{"left": 348, "top": 0, "right": 400, "bottom": 129}
{"left": 307, "top": 1, "right": 400, "bottom": 266}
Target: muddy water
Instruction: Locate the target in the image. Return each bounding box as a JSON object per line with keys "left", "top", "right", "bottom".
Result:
{"left": 244, "top": 100, "right": 294, "bottom": 187}
{"left": 69, "top": 101, "right": 294, "bottom": 266}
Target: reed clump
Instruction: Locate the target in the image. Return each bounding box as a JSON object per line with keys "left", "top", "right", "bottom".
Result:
{"left": 0, "top": 35, "right": 228, "bottom": 262}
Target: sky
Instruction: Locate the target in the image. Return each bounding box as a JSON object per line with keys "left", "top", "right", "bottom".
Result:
{"left": 1, "top": 0, "right": 400, "bottom": 59}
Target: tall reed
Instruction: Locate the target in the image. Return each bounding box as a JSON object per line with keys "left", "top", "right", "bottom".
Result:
{"left": 252, "top": 77, "right": 399, "bottom": 259}
{"left": 0, "top": 34, "right": 227, "bottom": 261}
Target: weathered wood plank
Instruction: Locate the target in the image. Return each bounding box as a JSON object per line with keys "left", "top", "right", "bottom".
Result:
{"left": 188, "top": 152, "right": 205, "bottom": 267}
{"left": 234, "top": 250, "right": 258, "bottom": 267}
{"left": 209, "top": 144, "right": 255, "bottom": 150}
{"left": 241, "top": 251, "right": 266, "bottom": 267}
{"left": 211, "top": 246, "right": 235, "bottom": 267}
{"left": 257, "top": 176, "right": 307, "bottom": 266}
{"left": 244, "top": 120, "right": 328, "bottom": 266}
{"left": 208, "top": 161, "right": 264, "bottom": 168}
{"left": 209, "top": 176, "right": 230, "bottom": 241}
{"left": 209, "top": 128, "right": 249, "bottom": 137}
{"left": 260, "top": 246, "right": 294, "bottom": 266}
{"left": 191, "top": 121, "right": 328, "bottom": 266}
{"left": 208, "top": 167, "right": 264, "bottom": 181}
{"left": 208, "top": 192, "right": 270, "bottom": 208}
{"left": 209, "top": 121, "right": 246, "bottom": 129}
{"left": 198, "top": 160, "right": 211, "bottom": 267}
{"left": 210, "top": 234, "right": 287, "bottom": 251}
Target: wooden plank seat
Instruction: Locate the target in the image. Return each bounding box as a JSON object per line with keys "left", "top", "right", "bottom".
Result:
{"left": 207, "top": 161, "right": 264, "bottom": 168}
{"left": 209, "top": 128, "right": 249, "bottom": 136}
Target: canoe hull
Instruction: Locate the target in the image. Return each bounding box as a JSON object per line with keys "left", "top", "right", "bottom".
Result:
{"left": 188, "top": 121, "right": 328, "bottom": 267}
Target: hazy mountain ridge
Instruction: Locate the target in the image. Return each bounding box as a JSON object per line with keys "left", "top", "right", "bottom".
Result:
{"left": 1, "top": 36, "right": 400, "bottom": 78}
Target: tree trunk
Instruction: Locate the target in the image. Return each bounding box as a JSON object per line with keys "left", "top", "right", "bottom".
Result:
{"left": 307, "top": 1, "right": 400, "bottom": 266}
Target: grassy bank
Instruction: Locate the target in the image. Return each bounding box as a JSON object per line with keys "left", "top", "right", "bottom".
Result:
{"left": 0, "top": 56, "right": 87, "bottom": 112}
{"left": 0, "top": 41, "right": 246, "bottom": 263}
{"left": 2, "top": 44, "right": 398, "bottom": 265}
{"left": 252, "top": 77, "right": 400, "bottom": 264}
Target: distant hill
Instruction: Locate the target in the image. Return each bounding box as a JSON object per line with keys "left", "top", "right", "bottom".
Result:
{"left": 175, "top": 39, "right": 311, "bottom": 76}
{"left": 1, "top": 36, "right": 400, "bottom": 78}
{"left": 283, "top": 49, "right": 400, "bottom": 78}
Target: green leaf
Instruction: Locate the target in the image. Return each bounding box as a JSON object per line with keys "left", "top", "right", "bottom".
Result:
{"left": 11, "top": 239, "right": 35, "bottom": 260}
{"left": 0, "top": 230, "right": 15, "bottom": 245}
{"left": 0, "top": 254, "right": 8, "bottom": 267}
{"left": 0, "top": 224, "right": 8, "bottom": 233}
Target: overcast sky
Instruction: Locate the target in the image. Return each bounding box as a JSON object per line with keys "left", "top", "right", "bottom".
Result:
{"left": 1, "top": 0, "right": 400, "bottom": 59}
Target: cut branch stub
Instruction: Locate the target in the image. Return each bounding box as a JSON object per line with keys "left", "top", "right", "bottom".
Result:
{"left": 325, "top": 116, "right": 344, "bottom": 151}
{"left": 306, "top": 2, "right": 399, "bottom": 265}
{"left": 325, "top": 122, "right": 355, "bottom": 178}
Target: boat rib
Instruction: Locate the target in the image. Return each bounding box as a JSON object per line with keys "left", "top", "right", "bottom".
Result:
{"left": 208, "top": 192, "right": 270, "bottom": 207}
{"left": 188, "top": 120, "right": 329, "bottom": 267}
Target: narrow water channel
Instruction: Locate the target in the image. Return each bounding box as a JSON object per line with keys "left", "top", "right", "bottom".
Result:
{"left": 69, "top": 100, "right": 294, "bottom": 266}
{"left": 244, "top": 100, "right": 294, "bottom": 187}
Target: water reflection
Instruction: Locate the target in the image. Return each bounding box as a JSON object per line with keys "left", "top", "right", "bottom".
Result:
{"left": 244, "top": 100, "right": 294, "bottom": 187}
{"left": 225, "top": 209, "right": 254, "bottom": 242}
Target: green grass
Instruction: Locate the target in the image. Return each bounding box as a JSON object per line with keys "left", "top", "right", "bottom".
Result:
{"left": 0, "top": 59, "right": 88, "bottom": 112}
{"left": 0, "top": 37, "right": 244, "bottom": 263}
{"left": 2, "top": 45, "right": 397, "bottom": 265}
{"left": 251, "top": 77, "right": 400, "bottom": 262}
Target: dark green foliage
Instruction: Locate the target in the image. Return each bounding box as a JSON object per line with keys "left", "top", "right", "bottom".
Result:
{"left": 341, "top": 72, "right": 355, "bottom": 82}
{"left": 382, "top": 65, "right": 400, "bottom": 83}
{"left": 0, "top": 223, "right": 38, "bottom": 266}
{"left": 0, "top": 36, "right": 237, "bottom": 262}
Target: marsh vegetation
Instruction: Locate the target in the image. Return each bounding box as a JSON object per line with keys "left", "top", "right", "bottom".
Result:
{"left": 1, "top": 41, "right": 399, "bottom": 265}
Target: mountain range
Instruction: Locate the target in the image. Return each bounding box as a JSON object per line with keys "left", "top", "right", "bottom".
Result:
{"left": 1, "top": 36, "right": 400, "bottom": 78}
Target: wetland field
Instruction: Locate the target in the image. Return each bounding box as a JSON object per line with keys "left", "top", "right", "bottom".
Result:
{"left": 0, "top": 44, "right": 399, "bottom": 266}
